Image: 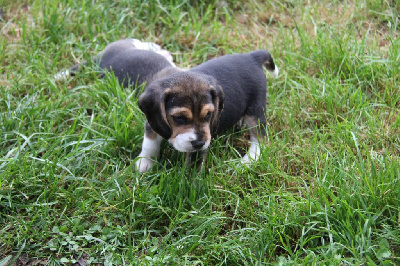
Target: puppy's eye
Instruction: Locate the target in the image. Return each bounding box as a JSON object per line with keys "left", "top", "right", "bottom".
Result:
{"left": 173, "top": 115, "right": 188, "bottom": 125}
{"left": 204, "top": 112, "right": 212, "bottom": 122}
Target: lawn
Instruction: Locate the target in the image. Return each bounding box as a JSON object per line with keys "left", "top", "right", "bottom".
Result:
{"left": 1, "top": 0, "right": 399, "bottom": 264}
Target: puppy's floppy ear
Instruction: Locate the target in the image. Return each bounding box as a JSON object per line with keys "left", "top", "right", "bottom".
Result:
{"left": 138, "top": 85, "right": 172, "bottom": 139}
{"left": 210, "top": 84, "right": 225, "bottom": 127}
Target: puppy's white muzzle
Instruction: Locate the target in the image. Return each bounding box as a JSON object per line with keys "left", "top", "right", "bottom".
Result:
{"left": 168, "top": 129, "right": 210, "bottom": 153}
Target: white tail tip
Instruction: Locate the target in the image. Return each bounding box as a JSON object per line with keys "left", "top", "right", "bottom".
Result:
{"left": 269, "top": 65, "right": 279, "bottom": 78}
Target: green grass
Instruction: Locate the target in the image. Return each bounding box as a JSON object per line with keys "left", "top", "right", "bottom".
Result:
{"left": 1, "top": 0, "right": 399, "bottom": 264}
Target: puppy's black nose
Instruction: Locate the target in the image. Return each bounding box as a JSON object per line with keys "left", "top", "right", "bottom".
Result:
{"left": 191, "top": 140, "right": 206, "bottom": 149}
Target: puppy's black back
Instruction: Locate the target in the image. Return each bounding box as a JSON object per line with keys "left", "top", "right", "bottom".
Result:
{"left": 100, "top": 48, "right": 173, "bottom": 88}
{"left": 189, "top": 50, "right": 271, "bottom": 134}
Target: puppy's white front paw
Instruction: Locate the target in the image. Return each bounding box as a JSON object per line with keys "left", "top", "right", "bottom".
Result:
{"left": 241, "top": 154, "right": 251, "bottom": 164}
{"left": 135, "top": 157, "right": 154, "bottom": 173}
{"left": 241, "top": 142, "right": 261, "bottom": 164}
{"left": 240, "top": 153, "right": 259, "bottom": 165}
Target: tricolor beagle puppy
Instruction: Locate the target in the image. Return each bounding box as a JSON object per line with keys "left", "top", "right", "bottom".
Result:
{"left": 54, "top": 38, "right": 178, "bottom": 86}
{"left": 136, "top": 50, "right": 279, "bottom": 172}
{"left": 55, "top": 39, "right": 278, "bottom": 173}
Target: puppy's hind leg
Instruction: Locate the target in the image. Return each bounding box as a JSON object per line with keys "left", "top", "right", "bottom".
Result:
{"left": 241, "top": 115, "right": 266, "bottom": 164}
{"left": 135, "top": 122, "right": 163, "bottom": 173}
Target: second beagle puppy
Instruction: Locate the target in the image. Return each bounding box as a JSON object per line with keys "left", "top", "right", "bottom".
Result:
{"left": 136, "top": 50, "right": 279, "bottom": 172}
{"left": 54, "top": 38, "right": 178, "bottom": 87}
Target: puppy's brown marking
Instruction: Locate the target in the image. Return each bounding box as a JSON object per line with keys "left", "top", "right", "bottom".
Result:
{"left": 160, "top": 88, "right": 171, "bottom": 128}
{"left": 199, "top": 104, "right": 215, "bottom": 120}
{"left": 243, "top": 115, "right": 265, "bottom": 139}
{"left": 169, "top": 107, "right": 193, "bottom": 120}
{"left": 169, "top": 125, "right": 195, "bottom": 139}
{"left": 198, "top": 124, "right": 211, "bottom": 141}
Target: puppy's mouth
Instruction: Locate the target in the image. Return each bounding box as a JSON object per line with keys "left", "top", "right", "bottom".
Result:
{"left": 168, "top": 130, "right": 210, "bottom": 153}
{"left": 169, "top": 139, "right": 210, "bottom": 153}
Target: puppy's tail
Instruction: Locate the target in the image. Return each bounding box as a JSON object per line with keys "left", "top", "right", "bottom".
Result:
{"left": 53, "top": 52, "right": 104, "bottom": 82}
{"left": 251, "top": 50, "right": 279, "bottom": 78}
{"left": 53, "top": 61, "right": 85, "bottom": 81}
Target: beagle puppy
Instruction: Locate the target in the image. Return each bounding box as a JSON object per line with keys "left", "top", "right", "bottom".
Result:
{"left": 136, "top": 50, "right": 279, "bottom": 172}
{"left": 54, "top": 38, "right": 178, "bottom": 86}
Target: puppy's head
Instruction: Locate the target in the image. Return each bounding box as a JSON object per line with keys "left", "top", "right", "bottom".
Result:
{"left": 138, "top": 72, "right": 224, "bottom": 153}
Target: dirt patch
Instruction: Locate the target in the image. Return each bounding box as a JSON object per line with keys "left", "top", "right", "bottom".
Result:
{"left": 0, "top": 3, "right": 34, "bottom": 43}
{"left": 1, "top": 254, "right": 94, "bottom": 266}
{"left": 230, "top": 1, "right": 395, "bottom": 53}
{"left": 0, "top": 255, "right": 47, "bottom": 266}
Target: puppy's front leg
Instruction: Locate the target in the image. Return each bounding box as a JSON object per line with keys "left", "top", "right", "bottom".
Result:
{"left": 185, "top": 151, "right": 206, "bottom": 170}
{"left": 241, "top": 115, "right": 265, "bottom": 164}
{"left": 135, "top": 122, "right": 163, "bottom": 173}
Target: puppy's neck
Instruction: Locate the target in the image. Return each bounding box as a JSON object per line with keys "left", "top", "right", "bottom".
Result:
{"left": 148, "top": 66, "right": 182, "bottom": 85}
